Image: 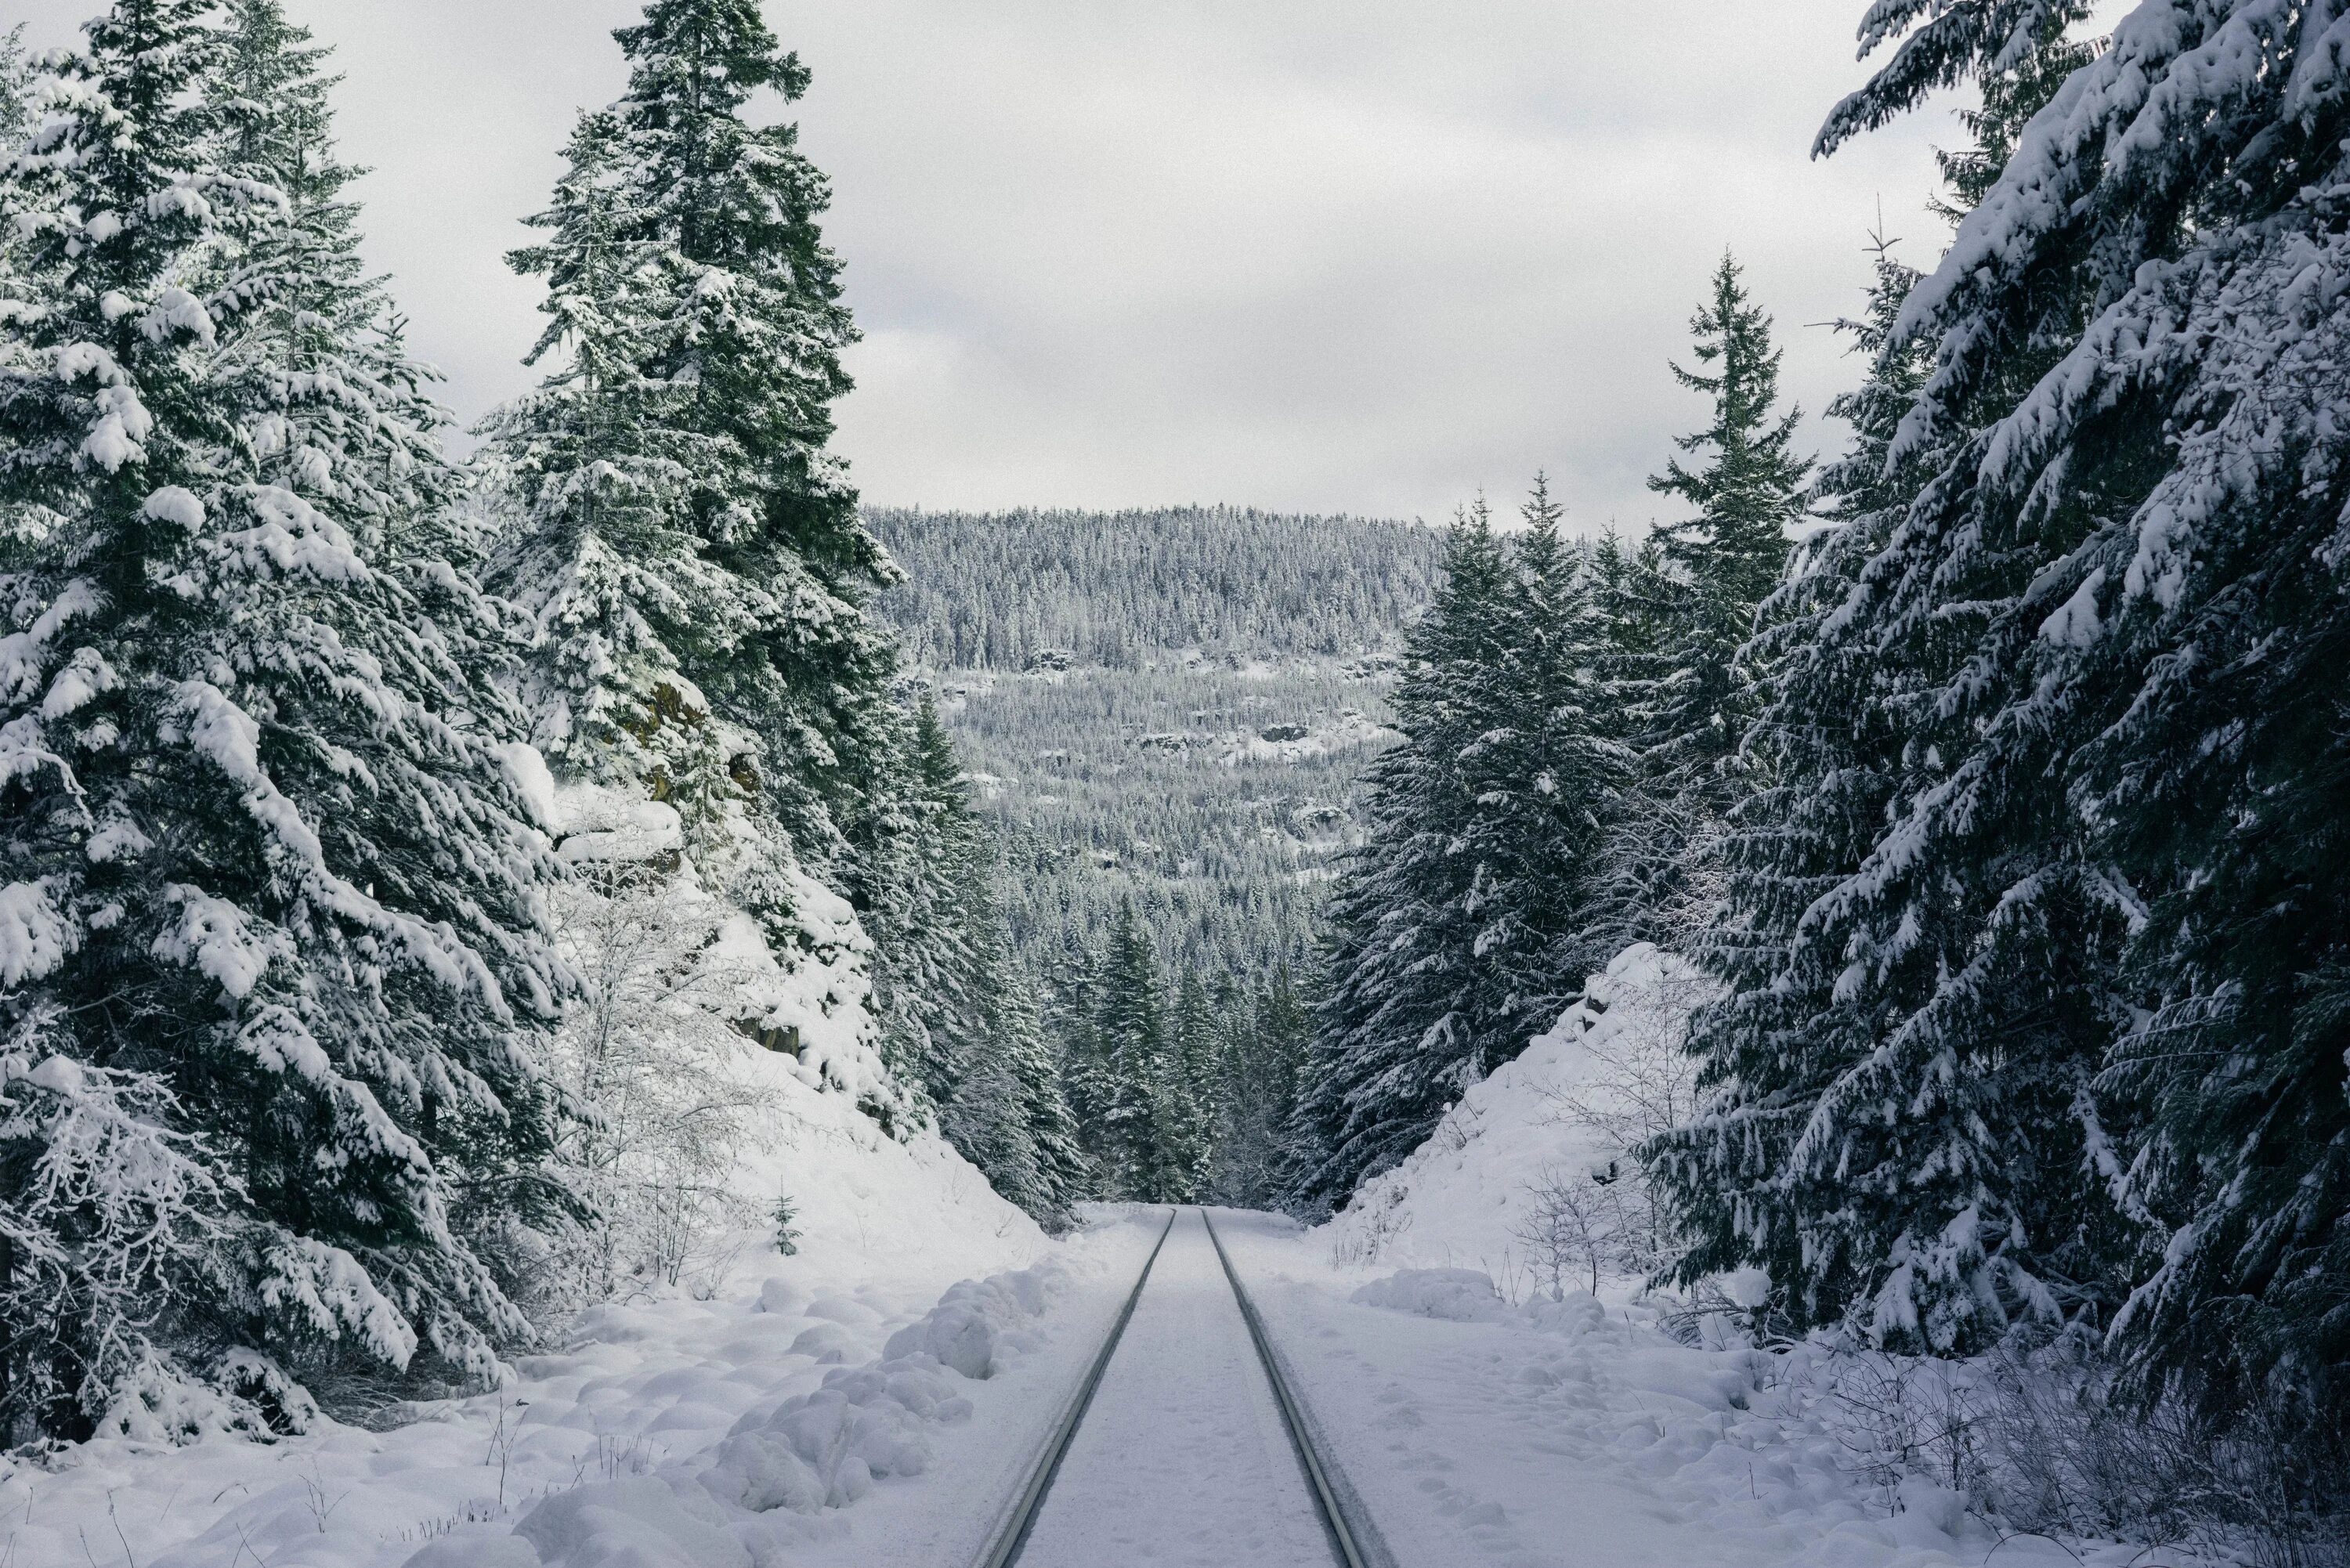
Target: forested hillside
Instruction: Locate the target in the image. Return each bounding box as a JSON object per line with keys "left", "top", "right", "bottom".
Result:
{"left": 872, "top": 506, "right": 1444, "bottom": 670}
{"left": 873, "top": 508, "right": 1444, "bottom": 1203}
{"left": 874, "top": 508, "right": 1442, "bottom": 980}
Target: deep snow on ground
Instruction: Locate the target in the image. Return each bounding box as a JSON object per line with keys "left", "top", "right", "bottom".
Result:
{"left": 0, "top": 1070, "right": 1149, "bottom": 1568}
{"left": 5, "top": 943, "right": 2221, "bottom": 1568}
{"left": 1215, "top": 1212, "right": 2209, "bottom": 1568}
{"left": 1014, "top": 1210, "right": 1329, "bottom": 1568}
{"left": 1321, "top": 942, "right": 1719, "bottom": 1295}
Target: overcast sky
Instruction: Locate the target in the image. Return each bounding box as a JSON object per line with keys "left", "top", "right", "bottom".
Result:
{"left": 12, "top": 1, "right": 1979, "bottom": 528}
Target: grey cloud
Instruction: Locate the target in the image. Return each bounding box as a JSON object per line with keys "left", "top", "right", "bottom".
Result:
{"left": 8, "top": 0, "right": 1963, "bottom": 526}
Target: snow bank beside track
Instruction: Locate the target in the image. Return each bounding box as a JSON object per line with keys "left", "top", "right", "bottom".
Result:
{"left": 414, "top": 1258, "right": 1097, "bottom": 1567}
{"left": 1219, "top": 1213, "right": 2199, "bottom": 1568}
{"left": 0, "top": 1095, "right": 1143, "bottom": 1568}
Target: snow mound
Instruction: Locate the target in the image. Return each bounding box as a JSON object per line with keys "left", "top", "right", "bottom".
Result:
{"left": 1348, "top": 1268, "right": 1511, "bottom": 1322}
{"left": 1321, "top": 941, "right": 1717, "bottom": 1290}
{"left": 418, "top": 1259, "right": 1076, "bottom": 1566}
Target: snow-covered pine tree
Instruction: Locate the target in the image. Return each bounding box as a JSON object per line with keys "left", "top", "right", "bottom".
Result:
{"left": 1647, "top": 5, "right": 2129, "bottom": 1359}
{"left": 1153, "top": 972, "right": 1217, "bottom": 1203}
{"left": 939, "top": 1042, "right": 1046, "bottom": 1226}
{"left": 950, "top": 951, "right": 1088, "bottom": 1227}
{"left": 1603, "top": 255, "right": 1810, "bottom": 946}
{"left": 0, "top": 26, "right": 30, "bottom": 189}
{"left": 1045, "top": 928, "right": 1116, "bottom": 1184}
{"left": 1289, "top": 508, "right": 1514, "bottom": 1212}
{"left": 0, "top": 1, "right": 566, "bottom": 1441}
{"left": 863, "top": 695, "right": 986, "bottom": 1106}
{"left": 1914, "top": 0, "right": 2350, "bottom": 1410}
{"left": 1460, "top": 477, "right": 1629, "bottom": 1033}
{"left": 1213, "top": 964, "right": 1312, "bottom": 1207}
{"left": 1005, "top": 966, "right": 1091, "bottom": 1222}
{"left": 483, "top": 0, "right": 895, "bottom": 894}
{"left": 1651, "top": 1, "right": 2350, "bottom": 1405}
{"left": 212, "top": 1, "right": 455, "bottom": 556}
{"left": 1091, "top": 901, "right": 1184, "bottom": 1200}
{"left": 864, "top": 692, "right": 1094, "bottom": 1223}
{"left": 1289, "top": 486, "right": 1626, "bottom": 1215}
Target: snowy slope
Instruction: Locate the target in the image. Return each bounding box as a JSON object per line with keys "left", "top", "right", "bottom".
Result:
{"left": 1321, "top": 942, "right": 1717, "bottom": 1295}
{"left": 0, "top": 1075, "right": 1081, "bottom": 1568}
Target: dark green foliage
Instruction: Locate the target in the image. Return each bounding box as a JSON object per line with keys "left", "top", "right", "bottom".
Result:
{"left": 863, "top": 694, "right": 1088, "bottom": 1225}
{"left": 771, "top": 1194, "right": 800, "bottom": 1256}
{"left": 1090, "top": 902, "right": 1176, "bottom": 1198}
{"left": 1598, "top": 255, "right": 1812, "bottom": 948}
{"left": 1210, "top": 965, "right": 1314, "bottom": 1208}
{"left": 1652, "top": 0, "right": 2350, "bottom": 1426}
{"left": 1291, "top": 486, "right": 1628, "bottom": 1211}
{"left": 485, "top": 0, "right": 894, "bottom": 878}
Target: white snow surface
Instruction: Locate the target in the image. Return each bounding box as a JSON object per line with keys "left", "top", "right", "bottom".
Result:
{"left": 0, "top": 1075, "right": 1112, "bottom": 1568}
{"left": 1322, "top": 941, "right": 1718, "bottom": 1293}
{"left": 1211, "top": 1213, "right": 2178, "bottom": 1568}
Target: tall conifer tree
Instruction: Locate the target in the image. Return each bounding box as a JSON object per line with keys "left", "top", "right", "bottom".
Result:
{"left": 1653, "top": 2, "right": 2350, "bottom": 1417}
{"left": 1291, "top": 488, "right": 1623, "bottom": 1211}
{"left": 1290, "top": 509, "right": 1513, "bottom": 1210}
{"left": 0, "top": 1, "right": 566, "bottom": 1439}
{"left": 1603, "top": 255, "right": 1810, "bottom": 946}
{"left": 483, "top": 0, "right": 895, "bottom": 895}
{"left": 1094, "top": 902, "right": 1168, "bottom": 1199}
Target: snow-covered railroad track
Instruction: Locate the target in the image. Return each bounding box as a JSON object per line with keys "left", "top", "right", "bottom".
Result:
{"left": 975, "top": 1207, "right": 1389, "bottom": 1568}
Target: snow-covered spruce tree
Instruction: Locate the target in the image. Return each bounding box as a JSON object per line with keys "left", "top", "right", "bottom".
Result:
{"left": 0, "top": 27, "right": 31, "bottom": 186}
{"left": 483, "top": 0, "right": 896, "bottom": 897}
{"left": 945, "top": 950, "right": 1087, "bottom": 1228}
{"left": 1600, "top": 255, "right": 1810, "bottom": 948}
{"left": 1646, "top": 236, "right": 1986, "bottom": 1335}
{"left": 862, "top": 695, "right": 985, "bottom": 1106}
{"left": 1093, "top": 902, "right": 1171, "bottom": 1199}
{"left": 211, "top": 0, "right": 458, "bottom": 561}
{"left": 1655, "top": 1, "right": 2350, "bottom": 1403}
{"left": 1288, "top": 509, "right": 1513, "bottom": 1212}
{"left": 0, "top": 2, "right": 566, "bottom": 1441}
{"left": 1155, "top": 972, "right": 1217, "bottom": 1203}
{"left": 1044, "top": 927, "right": 1116, "bottom": 1186}
{"left": 1462, "top": 477, "right": 1629, "bottom": 1029}
{"left": 1212, "top": 964, "right": 1312, "bottom": 1208}
{"left": 1289, "top": 487, "right": 1625, "bottom": 1214}
{"left": 1647, "top": 5, "right": 2131, "bottom": 1358}
{"left": 855, "top": 692, "right": 1087, "bottom": 1221}
{"left": 482, "top": 0, "right": 917, "bottom": 1136}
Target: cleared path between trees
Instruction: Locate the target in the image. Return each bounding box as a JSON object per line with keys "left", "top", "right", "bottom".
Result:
{"left": 978, "top": 1207, "right": 1387, "bottom": 1568}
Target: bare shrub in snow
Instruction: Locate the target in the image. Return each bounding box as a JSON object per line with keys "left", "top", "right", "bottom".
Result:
{"left": 1535, "top": 944, "right": 1712, "bottom": 1284}
{"left": 1799, "top": 1349, "right": 1988, "bottom": 1509}
{"left": 1970, "top": 1335, "right": 2349, "bottom": 1568}
{"left": 544, "top": 862, "right": 773, "bottom": 1301}
{"left": 1329, "top": 1183, "right": 1412, "bottom": 1268}
{"left": 1779, "top": 1331, "right": 2349, "bottom": 1566}
{"left": 1512, "top": 1163, "right": 1621, "bottom": 1299}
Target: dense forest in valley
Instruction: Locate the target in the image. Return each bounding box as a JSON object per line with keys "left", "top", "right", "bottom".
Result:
{"left": 871, "top": 506, "right": 1445, "bottom": 670}
{"left": 873, "top": 508, "right": 1444, "bottom": 1207}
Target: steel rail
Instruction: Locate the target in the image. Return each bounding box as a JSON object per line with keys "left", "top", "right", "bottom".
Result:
{"left": 971, "top": 1206, "right": 1178, "bottom": 1568}
{"left": 1202, "top": 1206, "right": 1394, "bottom": 1568}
